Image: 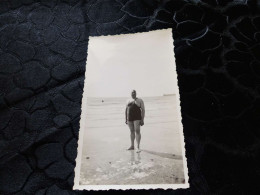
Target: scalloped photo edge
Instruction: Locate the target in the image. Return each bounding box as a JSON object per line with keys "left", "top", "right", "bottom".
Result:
{"left": 73, "top": 28, "right": 189, "bottom": 190}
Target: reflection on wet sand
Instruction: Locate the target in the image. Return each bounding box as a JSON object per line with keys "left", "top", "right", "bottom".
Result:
{"left": 130, "top": 151, "right": 141, "bottom": 165}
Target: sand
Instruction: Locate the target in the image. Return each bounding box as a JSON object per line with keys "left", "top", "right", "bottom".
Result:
{"left": 79, "top": 95, "right": 185, "bottom": 185}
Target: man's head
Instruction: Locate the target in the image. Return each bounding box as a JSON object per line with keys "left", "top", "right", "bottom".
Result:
{"left": 131, "top": 90, "right": 137, "bottom": 99}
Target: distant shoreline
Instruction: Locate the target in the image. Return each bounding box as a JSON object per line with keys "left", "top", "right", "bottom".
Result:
{"left": 87, "top": 94, "right": 176, "bottom": 99}
{"left": 163, "top": 94, "right": 175, "bottom": 96}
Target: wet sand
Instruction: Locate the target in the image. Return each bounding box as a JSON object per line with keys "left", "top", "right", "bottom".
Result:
{"left": 79, "top": 95, "right": 185, "bottom": 185}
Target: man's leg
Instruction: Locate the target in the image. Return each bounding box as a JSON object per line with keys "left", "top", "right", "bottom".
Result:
{"left": 127, "top": 121, "right": 135, "bottom": 150}
{"left": 134, "top": 120, "right": 141, "bottom": 152}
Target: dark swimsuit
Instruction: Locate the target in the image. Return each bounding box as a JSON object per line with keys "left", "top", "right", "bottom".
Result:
{"left": 127, "top": 99, "right": 142, "bottom": 122}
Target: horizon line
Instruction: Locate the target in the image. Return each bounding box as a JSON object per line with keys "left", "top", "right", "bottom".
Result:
{"left": 86, "top": 94, "right": 176, "bottom": 98}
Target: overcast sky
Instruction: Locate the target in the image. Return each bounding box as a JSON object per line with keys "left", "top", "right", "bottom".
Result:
{"left": 85, "top": 29, "right": 178, "bottom": 97}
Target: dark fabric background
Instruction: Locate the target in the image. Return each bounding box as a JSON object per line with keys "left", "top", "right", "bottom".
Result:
{"left": 0, "top": 0, "right": 260, "bottom": 194}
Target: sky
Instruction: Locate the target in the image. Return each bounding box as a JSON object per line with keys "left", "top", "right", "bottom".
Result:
{"left": 85, "top": 29, "right": 178, "bottom": 97}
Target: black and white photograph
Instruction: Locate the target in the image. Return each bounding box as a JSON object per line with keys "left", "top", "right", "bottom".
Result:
{"left": 74, "top": 29, "right": 189, "bottom": 190}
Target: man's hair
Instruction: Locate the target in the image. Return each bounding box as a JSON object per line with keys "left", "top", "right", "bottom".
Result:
{"left": 132, "top": 90, "right": 136, "bottom": 93}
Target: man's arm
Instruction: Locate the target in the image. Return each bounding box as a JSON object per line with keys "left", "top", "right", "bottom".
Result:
{"left": 140, "top": 99, "right": 145, "bottom": 120}
{"left": 125, "top": 106, "right": 128, "bottom": 123}
{"left": 125, "top": 100, "right": 129, "bottom": 124}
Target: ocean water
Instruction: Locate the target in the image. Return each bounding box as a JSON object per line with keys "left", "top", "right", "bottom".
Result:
{"left": 85, "top": 96, "right": 178, "bottom": 129}
{"left": 80, "top": 95, "right": 185, "bottom": 185}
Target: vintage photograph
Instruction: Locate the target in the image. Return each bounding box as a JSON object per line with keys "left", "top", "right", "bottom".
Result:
{"left": 74, "top": 29, "right": 189, "bottom": 190}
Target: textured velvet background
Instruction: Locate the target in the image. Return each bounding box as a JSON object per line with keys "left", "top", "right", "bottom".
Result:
{"left": 0, "top": 0, "right": 260, "bottom": 194}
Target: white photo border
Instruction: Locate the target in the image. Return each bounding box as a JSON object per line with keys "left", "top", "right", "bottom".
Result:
{"left": 73, "top": 29, "right": 189, "bottom": 191}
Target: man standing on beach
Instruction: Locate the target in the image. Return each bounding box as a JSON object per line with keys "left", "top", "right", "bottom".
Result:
{"left": 125, "top": 90, "right": 145, "bottom": 153}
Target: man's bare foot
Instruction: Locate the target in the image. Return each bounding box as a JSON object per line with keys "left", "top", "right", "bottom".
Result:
{"left": 127, "top": 146, "right": 134, "bottom": 150}
{"left": 136, "top": 148, "right": 141, "bottom": 153}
